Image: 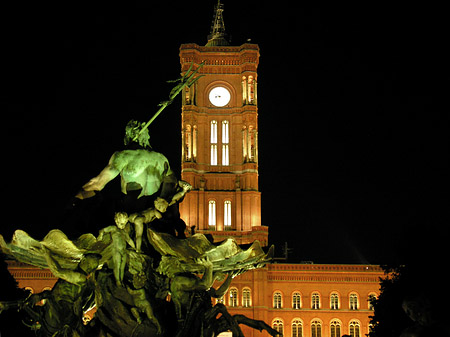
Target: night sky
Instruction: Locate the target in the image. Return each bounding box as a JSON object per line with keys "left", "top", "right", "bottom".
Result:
{"left": 2, "top": 1, "right": 448, "bottom": 266}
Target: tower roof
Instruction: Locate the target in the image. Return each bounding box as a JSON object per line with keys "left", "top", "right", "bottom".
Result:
{"left": 206, "top": 0, "right": 230, "bottom": 47}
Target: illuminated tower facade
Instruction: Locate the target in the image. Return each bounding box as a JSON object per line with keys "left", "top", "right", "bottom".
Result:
{"left": 179, "top": 1, "right": 268, "bottom": 245}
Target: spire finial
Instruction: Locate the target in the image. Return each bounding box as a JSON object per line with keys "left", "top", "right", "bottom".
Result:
{"left": 206, "top": 0, "right": 230, "bottom": 46}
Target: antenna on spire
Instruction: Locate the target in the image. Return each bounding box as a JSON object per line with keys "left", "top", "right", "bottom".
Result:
{"left": 206, "top": 0, "right": 230, "bottom": 46}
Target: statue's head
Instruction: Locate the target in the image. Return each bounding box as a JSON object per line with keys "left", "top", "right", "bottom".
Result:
{"left": 124, "top": 120, "right": 151, "bottom": 149}
{"left": 79, "top": 253, "right": 101, "bottom": 274}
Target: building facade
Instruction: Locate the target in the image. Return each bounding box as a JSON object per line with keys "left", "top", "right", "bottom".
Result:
{"left": 6, "top": 2, "right": 385, "bottom": 336}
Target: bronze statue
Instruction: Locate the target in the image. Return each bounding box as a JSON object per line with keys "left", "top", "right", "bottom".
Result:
{"left": 1, "top": 69, "right": 278, "bottom": 336}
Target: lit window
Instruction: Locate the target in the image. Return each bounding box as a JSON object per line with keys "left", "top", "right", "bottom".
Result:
{"left": 330, "top": 293, "right": 339, "bottom": 310}
{"left": 229, "top": 287, "right": 238, "bottom": 307}
{"left": 330, "top": 320, "right": 341, "bottom": 337}
{"left": 272, "top": 319, "right": 283, "bottom": 337}
{"left": 211, "top": 120, "right": 217, "bottom": 165}
{"left": 311, "top": 293, "right": 320, "bottom": 309}
{"left": 208, "top": 200, "right": 216, "bottom": 229}
{"left": 292, "top": 319, "right": 303, "bottom": 337}
{"left": 349, "top": 293, "right": 359, "bottom": 310}
{"left": 273, "top": 292, "right": 282, "bottom": 309}
{"left": 222, "top": 120, "right": 229, "bottom": 165}
{"left": 292, "top": 292, "right": 301, "bottom": 309}
{"left": 242, "top": 288, "right": 251, "bottom": 307}
{"left": 368, "top": 293, "right": 377, "bottom": 310}
{"left": 349, "top": 320, "right": 360, "bottom": 337}
{"left": 211, "top": 120, "right": 217, "bottom": 143}
{"left": 311, "top": 320, "right": 322, "bottom": 337}
{"left": 224, "top": 200, "right": 231, "bottom": 229}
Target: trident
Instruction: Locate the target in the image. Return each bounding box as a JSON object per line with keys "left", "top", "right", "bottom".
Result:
{"left": 133, "top": 61, "right": 205, "bottom": 142}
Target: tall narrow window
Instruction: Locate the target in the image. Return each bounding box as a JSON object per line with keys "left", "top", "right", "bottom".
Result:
{"left": 272, "top": 319, "right": 283, "bottom": 337}
{"left": 222, "top": 120, "right": 229, "bottom": 166}
{"left": 330, "top": 320, "right": 341, "bottom": 337}
{"left": 311, "top": 293, "right": 320, "bottom": 309}
{"left": 330, "top": 293, "right": 339, "bottom": 310}
{"left": 292, "top": 292, "right": 301, "bottom": 309}
{"left": 242, "top": 288, "right": 251, "bottom": 307}
{"left": 292, "top": 319, "right": 303, "bottom": 337}
{"left": 273, "top": 292, "right": 282, "bottom": 309}
{"left": 368, "top": 294, "right": 377, "bottom": 310}
{"left": 192, "top": 125, "right": 197, "bottom": 161}
{"left": 349, "top": 320, "right": 360, "bottom": 337}
{"left": 224, "top": 200, "right": 231, "bottom": 229}
{"left": 349, "top": 293, "right": 359, "bottom": 310}
{"left": 184, "top": 125, "right": 192, "bottom": 161}
{"left": 229, "top": 287, "right": 238, "bottom": 307}
{"left": 210, "top": 120, "right": 217, "bottom": 165}
{"left": 208, "top": 200, "right": 216, "bottom": 229}
{"left": 311, "top": 320, "right": 322, "bottom": 337}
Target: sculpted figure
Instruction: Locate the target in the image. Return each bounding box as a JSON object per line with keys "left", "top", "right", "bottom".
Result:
{"left": 21, "top": 253, "right": 100, "bottom": 336}
{"left": 97, "top": 213, "right": 136, "bottom": 286}
{"left": 76, "top": 120, "right": 177, "bottom": 201}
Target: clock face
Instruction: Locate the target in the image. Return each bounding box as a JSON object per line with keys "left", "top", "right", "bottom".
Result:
{"left": 209, "top": 86, "right": 231, "bottom": 107}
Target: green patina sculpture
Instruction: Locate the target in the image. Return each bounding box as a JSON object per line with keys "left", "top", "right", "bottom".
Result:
{"left": 0, "top": 66, "right": 277, "bottom": 337}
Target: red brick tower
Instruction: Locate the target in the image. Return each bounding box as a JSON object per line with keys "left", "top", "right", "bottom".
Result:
{"left": 179, "top": 1, "right": 268, "bottom": 246}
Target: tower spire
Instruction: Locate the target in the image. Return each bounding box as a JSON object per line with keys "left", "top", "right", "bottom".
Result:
{"left": 206, "top": 0, "right": 230, "bottom": 46}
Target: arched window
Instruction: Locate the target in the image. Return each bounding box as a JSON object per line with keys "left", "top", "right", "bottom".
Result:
{"left": 229, "top": 287, "right": 238, "bottom": 307}
{"left": 349, "top": 293, "right": 359, "bottom": 310}
{"left": 208, "top": 200, "right": 216, "bottom": 229}
{"left": 224, "top": 200, "right": 232, "bottom": 229}
{"left": 368, "top": 293, "right": 377, "bottom": 310}
{"left": 24, "top": 286, "right": 34, "bottom": 294}
{"left": 291, "top": 319, "right": 303, "bottom": 337}
{"left": 222, "top": 120, "right": 229, "bottom": 166}
{"left": 330, "top": 293, "right": 339, "bottom": 310}
{"left": 272, "top": 319, "right": 283, "bottom": 337}
{"left": 184, "top": 125, "right": 192, "bottom": 161}
{"left": 311, "top": 320, "right": 322, "bottom": 337}
{"left": 292, "top": 292, "right": 301, "bottom": 309}
{"left": 311, "top": 292, "right": 320, "bottom": 309}
{"left": 330, "top": 320, "right": 341, "bottom": 337}
{"left": 273, "top": 291, "right": 282, "bottom": 309}
{"left": 210, "top": 120, "right": 217, "bottom": 165}
{"left": 349, "top": 320, "right": 361, "bottom": 337}
{"left": 242, "top": 288, "right": 251, "bottom": 307}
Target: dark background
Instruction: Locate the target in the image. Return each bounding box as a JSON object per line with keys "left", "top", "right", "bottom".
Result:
{"left": 2, "top": 1, "right": 448, "bottom": 266}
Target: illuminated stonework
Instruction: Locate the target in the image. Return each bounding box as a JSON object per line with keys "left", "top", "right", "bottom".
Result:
{"left": 179, "top": 42, "right": 264, "bottom": 245}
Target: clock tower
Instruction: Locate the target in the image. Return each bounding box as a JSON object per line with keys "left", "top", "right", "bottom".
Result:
{"left": 179, "top": 1, "right": 268, "bottom": 246}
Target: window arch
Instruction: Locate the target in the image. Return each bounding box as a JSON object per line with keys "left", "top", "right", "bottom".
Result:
{"left": 349, "top": 293, "right": 359, "bottom": 310}
{"left": 222, "top": 120, "right": 229, "bottom": 166}
{"left": 224, "top": 200, "right": 232, "bottom": 229}
{"left": 292, "top": 291, "right": 301, "bottom": 309}
{"left": 330, "top": 319, "right": 341, "bottom": 337}
{"left": 368, "top": 293, "right": 377, "bottom": 310}
{"left": 349, "top": 320, "right": 361, "bottom": 337}
{"left": 272, "top": 318, "right": 283, "bottom": 337}
{"left": 330, "top": 292, "right": 340, "bottom": 310}
{"left": 210, "top": 120, "right": 218, "bottom": 165}
{"left": 311, "top": 292, "right": 320, "bottom": 309}
{"left": 242, "top": 288, "right": 251, "bottom": 307}
{"left": 273, "top": 291, "right": 282, "bottom": 309}
{"left": 24, "top": 286, "right": 34, "bottom": 294}
{"left": 229, "top": 287, "right": 238, "bottom": 307}
{"left": 291, "top": 319, "right": 303, "bottom": 337}
{"left": 208, "top": 200, "right": 216, "bottom": 229}
{"left": 311, "top": 319, "right": 322, "bottom": 337}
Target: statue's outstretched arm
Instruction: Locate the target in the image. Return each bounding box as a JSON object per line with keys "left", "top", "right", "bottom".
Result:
{"left": 211, "top": 273, "right": 233, "bottom": 299}
{"left": 76, "top": 153, "right": 121, "bottom": 199}
{"left": 43, "top": 248, "right": 86, "bottom": 285}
